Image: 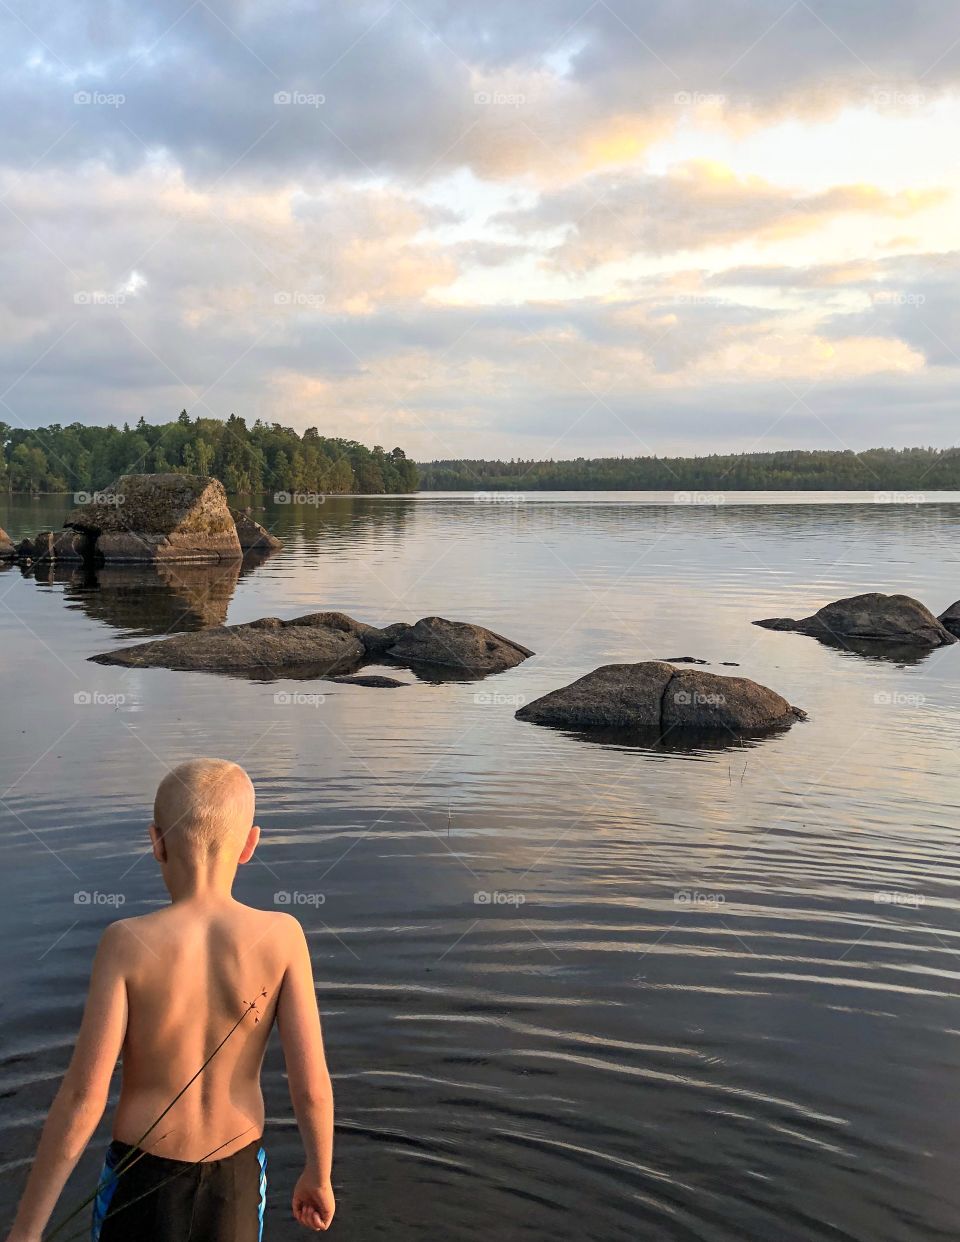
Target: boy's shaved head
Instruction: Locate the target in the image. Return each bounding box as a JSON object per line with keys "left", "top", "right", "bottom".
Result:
{"left": 153, "top": 758, "right": 255, "bottom": 857}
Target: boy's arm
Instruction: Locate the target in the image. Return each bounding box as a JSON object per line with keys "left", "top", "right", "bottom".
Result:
{"left": 275, "top": 917, "right": 335, "bottom": 1232}
{"left": 6, "top": 923, "right": 129, "bottom": 1242}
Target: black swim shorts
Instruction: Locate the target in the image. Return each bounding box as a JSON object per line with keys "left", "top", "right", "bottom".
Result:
{"left": 91, "top": 1136, "right": 266, "bottom": 1241}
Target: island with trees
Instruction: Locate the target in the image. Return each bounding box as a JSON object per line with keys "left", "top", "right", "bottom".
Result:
{"left": 0, "top": 413, "right": 419, "bottom": 495}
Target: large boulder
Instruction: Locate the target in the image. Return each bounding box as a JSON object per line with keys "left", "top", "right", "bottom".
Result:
{"left": 516, "top": 662, "right": 805, "bottom": 734}
{"left": 231, "top": 508, "right": 283, "bottom": 552}
{"left": 385, "top": 616, "right": 533, "bottom": 674}
{"left": 92, "top": 615, "right": 365, "bottom": 675}
{"left": 64, "top": 474, "right": 242, "bottom": 563}
{"left": 0, "top": 527, "right": 14, "bottom": 559}
{"left": 754, "top": 592, "right": 955, "bottom": 648}
{"left": 938, "top": 601, "right": 960, "bottom": 638}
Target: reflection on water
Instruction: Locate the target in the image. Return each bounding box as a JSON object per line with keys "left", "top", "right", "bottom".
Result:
{"left": 1, "top": 492, "right": 960, "bottom": 1242}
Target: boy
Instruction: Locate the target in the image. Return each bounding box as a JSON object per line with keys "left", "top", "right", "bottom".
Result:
{"left": 5, "top": 758, "right": 335, "bottom": 1241}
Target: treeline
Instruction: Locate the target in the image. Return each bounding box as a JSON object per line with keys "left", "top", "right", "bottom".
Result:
{"left": 0, "top": 413, "right": 419, "bottom": 494}
{"left": 418, "top": 447, "right": 960, "bottom": 491}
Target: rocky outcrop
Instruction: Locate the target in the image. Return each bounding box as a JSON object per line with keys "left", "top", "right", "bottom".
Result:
{"left": 516, "top": 662, "right": 805, "bottom": 735}
{"left": 231, "top": 508, "right": 283, "bottom": 552}
{"left": 64, "top": 474, "right": 242, "bottom": 563}
{"left": 385, "top": 616, "right": 533, "bottom": 674}
{"left": 0, "top": 527, "right": 14, "bottom": 559}
{"left": 91, "top": 611, "right": 532, "bottom": 680}
{"left": 938, "top": 601, "right": 960, "bottom": 638}
{"left": 754, "top": 592, "right": 955, "bottom": 648}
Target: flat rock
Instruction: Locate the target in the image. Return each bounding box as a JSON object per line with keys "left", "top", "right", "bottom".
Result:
{"left": 660, "top": 655, "right": 708, "bottom": 664}
{"left": 231, "top": 508, "right": 283, "bottom": 552}
{"left": 92, "top": 615, "right": 364, "bottom": 674}
{"left": 386, "top": 616, "right": 533, "bottom": 674}
{"left": 90, "top": 611, "right": 530, "bottom": 679}
{"left": 516, "top": 662, "right": 804, "bottom": 734}
{"left": 0, "top": 527, "right": 14, "bottom": 559}
{"left": 329, "top": 674, "right": 408, "bottom": 688}
{"left": 65, "top": 473, "right": 242, "bottom": 563}
{"left": 938, "top": 600, "right": 960, "bottom": 638}
{"left": 754, "top": 592, "right": 955, "bottom": 647}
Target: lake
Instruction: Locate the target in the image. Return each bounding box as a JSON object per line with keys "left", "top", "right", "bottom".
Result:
{"left": 1, "top": 491, "right": 960, "bottom": 1241}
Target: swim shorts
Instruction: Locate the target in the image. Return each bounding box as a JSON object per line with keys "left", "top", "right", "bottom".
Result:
{"left": 91, "top": 1136, "right": 266, "bottom": 1241}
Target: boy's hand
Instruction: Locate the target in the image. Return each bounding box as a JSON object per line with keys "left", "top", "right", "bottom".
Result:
{"left": 292, "top": 1171, "right": 335, "bottom": 1231}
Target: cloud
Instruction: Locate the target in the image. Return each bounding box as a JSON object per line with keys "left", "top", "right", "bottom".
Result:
{"left": 500, "top": 161, "right": 946, "bottom": 267}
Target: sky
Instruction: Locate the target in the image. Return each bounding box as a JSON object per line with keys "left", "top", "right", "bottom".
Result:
{"left": 2, "top": 0, "right": 960, "bottom": 461}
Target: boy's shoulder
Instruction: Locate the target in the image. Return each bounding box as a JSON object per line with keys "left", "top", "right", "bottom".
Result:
{"left": 100, "top": 904, "right": 306, "bottom": 957}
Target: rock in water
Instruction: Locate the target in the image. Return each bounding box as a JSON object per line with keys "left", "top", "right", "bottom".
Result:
{"left": 516, "top": 662, "right": 804, "bottom": 734}
{"left": 754, "top": 592, "right": 955, "bottom": 647}
{"left": 231, "top": 508, "right": 283, "bottom": 552}
{"left": 64, "top": 474, "right": 242, "bottom": 563}
{"left": 329, "top": 674, "right": 409, "bottom": 688}
{"left": 29, "top": 529, "right": 94, "bottom": 562}
{"left": 0, "top": 527, "right": 14, "bottom": 559}
{"left": 938, "top": 600, "right": 960, "bottom": 638}
{"left": 90, "top": 611, "right": 531, "bottom": 679}
{"left": 92, "top": 615, "right": 365, "bottom": 674}
{"left": 385, "top": 616, "right": 533, "bottom": 674}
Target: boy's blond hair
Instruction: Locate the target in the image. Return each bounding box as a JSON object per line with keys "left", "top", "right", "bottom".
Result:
{"left": 153, "top": 758, "right": 255, "bottom": 856}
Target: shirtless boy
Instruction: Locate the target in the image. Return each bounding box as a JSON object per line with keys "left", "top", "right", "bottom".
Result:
{"left": 5, "top": 758, "right": 335, "bottom": 1241}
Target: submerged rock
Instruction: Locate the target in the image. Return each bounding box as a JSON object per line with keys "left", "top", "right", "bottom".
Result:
{"left": 938, "top": 600, "right": 960, "bottom": 638}
{"left": 0, "top": 527, "right": 14, "bottom": 559}
{"left": 754, "top": 592, "right": 955, "bottom": 648}
{"left": 385, "top": 616, "right": 533, "bottom": 674}
{"left": 231, "top": 508, "right": 283, "bottom": 552}
{"left": 64, "top": 474, "right": 242, "bottom": 563}
{"left": 516, "top": 662, "right": 804, "bottom": 735}
{"left": 91, "top": 611, "right": 532, "bottom": 679}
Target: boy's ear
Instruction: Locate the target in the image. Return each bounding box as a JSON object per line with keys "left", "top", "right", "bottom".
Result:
{"left": 148, "top": 822, "right": 168, "bottom": 864}
{"left": 238, "top": 824, "right": 261, "bottom": 865}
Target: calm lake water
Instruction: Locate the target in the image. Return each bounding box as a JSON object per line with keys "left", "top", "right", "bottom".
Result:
{"left": 2, "top": 491, "right": 960, "bottom": 1241}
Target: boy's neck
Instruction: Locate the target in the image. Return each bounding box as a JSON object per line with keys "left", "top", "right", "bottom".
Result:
{"left": 163, "top": 859, "right": 238, "bottom": 903}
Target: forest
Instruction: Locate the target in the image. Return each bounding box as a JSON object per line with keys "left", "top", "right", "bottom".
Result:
{"left": 418, "top": 447, "right": 960, "bottom": 491}
{"left": 0, "top": 413, "right": 419, "bottom": 495}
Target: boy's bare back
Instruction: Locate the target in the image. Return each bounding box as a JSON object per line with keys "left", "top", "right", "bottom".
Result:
{"left": 110, "top": 900, "right": 305, "bottom": 1161}
{"left": 6, "top": 758, "right": 335, "bottom": 1242}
